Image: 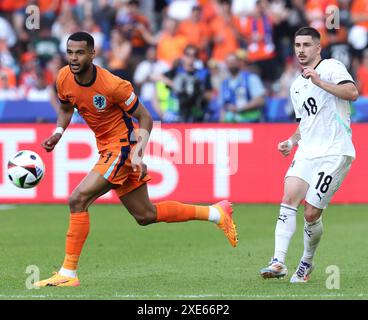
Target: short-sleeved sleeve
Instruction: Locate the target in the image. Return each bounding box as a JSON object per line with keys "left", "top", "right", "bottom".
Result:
{"left": 112, "top": 81, "right": 139, "bottom": 115}
{"left": 290, "top": 85, "right": 301, "bottom": 120}
{"left": 330, "top": 59, "right": 354, "bottom": 85}
{"left": 55, "top": 71, "right": 70, "bottom": 104}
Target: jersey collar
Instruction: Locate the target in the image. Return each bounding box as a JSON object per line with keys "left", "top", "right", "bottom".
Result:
{"left": 301, "top": 59, "right": 323, "bottom": 79}
{"left": 74, "top": 64, "right": 97, "bottom": 87}
{"left": 313, "top": 59, "right": 323, "bottom": 70}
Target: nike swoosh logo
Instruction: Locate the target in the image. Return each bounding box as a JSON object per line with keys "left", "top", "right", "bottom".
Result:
{"left": 46, "top": 279, "right": 69, "bottom": 286}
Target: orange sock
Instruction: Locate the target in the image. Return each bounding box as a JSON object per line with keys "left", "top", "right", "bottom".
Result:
{"left": 62, "top": 212, "right": 89, "bottom": 271}
{"left": 155, "top": 201, "right": 209, "bottom": 223}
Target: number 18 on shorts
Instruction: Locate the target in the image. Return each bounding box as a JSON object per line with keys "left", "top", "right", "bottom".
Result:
{"left": 286, "top": 155, "right": 353, "bottom": 209}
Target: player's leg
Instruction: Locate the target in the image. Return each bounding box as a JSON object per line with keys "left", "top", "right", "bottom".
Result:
{"left": 275, "top": 176, "right": 309, "bottom": 262}
{"left": 290, "top": 155, "right": 353, "bottom": 283}
{"left": 260, "top": 176, "right": 309, "bottom": 279}
{"left": 119, "top": 183, "right": 156, "bottom": 225}
{"left": 35, "top": 171, "right": 113, "bottom": 287}
{"left": 301, "top": 202, "right": 323, "bottom": 265}
{"left": 118, "top": 182, "right": 238, "bottom": 247}
{"left": 289, "top": 202, "right": 322, "bottom": 283}
{"left": 261, "top": 156, "right": 311, "bottom": 279}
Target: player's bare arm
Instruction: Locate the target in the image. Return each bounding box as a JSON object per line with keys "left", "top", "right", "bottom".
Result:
{"left": 130, "top": 102, "right": 153, "bottom": 180}
{"left": 278, "top": 127, "right": 301, "bottom": 157}
{"left": 41, "top": 102, "right": 74, "bottom": 152}
{"left": 302, "top": 67, "right": 359, "bottom": 101}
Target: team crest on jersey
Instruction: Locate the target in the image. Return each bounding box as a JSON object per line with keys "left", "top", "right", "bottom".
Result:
{"left": 93, "top": 95, "right": 106, "bottom": 111}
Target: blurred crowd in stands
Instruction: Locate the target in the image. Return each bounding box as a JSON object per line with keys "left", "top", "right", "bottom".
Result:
{"left": 1, "top": 0, "right": 368, "bottom": 123}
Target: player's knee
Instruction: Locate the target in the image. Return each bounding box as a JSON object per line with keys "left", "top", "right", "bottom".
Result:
{"left": 304, "top": 212, "right": 318, "bottom": 223}
{"left": 135, "top": 216, "right": 150, "bottom": 226}
{"left": 68, "top": 191, "right": 89, "bottom": 212}
{"left": 304, "top": 204, "right": 322, "bottom": 223}
{"left": 281, "top": 194, "right": 299, "bottom": 207}
{"left": 134, "top": 208, "right": 156, "bottom": 226}
{"left": 304, "top": 211, "right": 321, "bottom": 223}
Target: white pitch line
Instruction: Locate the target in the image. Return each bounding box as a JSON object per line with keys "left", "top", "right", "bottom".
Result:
{"left": 114, "top": 293, "right": 367, "bottom": 299}
{"left": 0, "top": 294, "right": 88, "bottom": 299}
{"left": 0, "top": 205, "right": 16, "bottom": 210}
{"left": 0, "top": 293, "right": 367, "bottom": 299}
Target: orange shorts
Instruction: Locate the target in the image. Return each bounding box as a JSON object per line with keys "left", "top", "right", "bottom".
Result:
{"left": 92, "top": 145, "right": 151, "bottom": 198}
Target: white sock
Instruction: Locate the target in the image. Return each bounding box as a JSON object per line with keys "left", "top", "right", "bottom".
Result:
{"left": 302, "top": 217, "right": 323, "bottom": 265}
{"left": 274, "top": 203, "right": 297, "bottom": 264}
{"left": 59, "top": 267, "right": 77, "bottom": 278}
{"left": 208, "top": 206, "right": 221, "bottom": 224}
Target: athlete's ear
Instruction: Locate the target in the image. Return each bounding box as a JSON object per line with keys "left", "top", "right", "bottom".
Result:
{"left": 316, "top": 42, "right": 321, "bottom": 55}
{"left": 90, "top": 49, "right": 96, "bottom": 60}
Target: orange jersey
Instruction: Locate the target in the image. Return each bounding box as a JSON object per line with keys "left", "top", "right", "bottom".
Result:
{"left": 56, "top": 65, "right": 139, "bottom": 151}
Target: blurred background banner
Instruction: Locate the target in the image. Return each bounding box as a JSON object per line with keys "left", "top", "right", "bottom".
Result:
{"left": 1, "top": 123, "right": 366, "bottom": 204}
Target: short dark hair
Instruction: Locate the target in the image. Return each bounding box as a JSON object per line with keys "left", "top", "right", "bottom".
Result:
{"left": 294, "top": 27, "right": 321, "bottom": 40}
{"left": 67, "top": 32, "right": 95, "bottom": 49}
{"left": 183, "top": 44, "right": 199, "bottom": 57}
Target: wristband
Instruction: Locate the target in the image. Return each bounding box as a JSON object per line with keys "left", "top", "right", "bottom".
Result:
{"left": 286, "top": 139, "right": 293, "bottom": 149}
{"left": 53, "top": 127, "right": 64, "bottom": 136}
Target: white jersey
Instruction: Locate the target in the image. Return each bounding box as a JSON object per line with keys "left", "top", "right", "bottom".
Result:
{"left": 290, "top": 58, "right": 356, "bottom": 159}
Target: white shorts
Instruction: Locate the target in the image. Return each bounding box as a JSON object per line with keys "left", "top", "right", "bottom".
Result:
{"left": 285, "top": 155, "right": 353, "bottom": 209}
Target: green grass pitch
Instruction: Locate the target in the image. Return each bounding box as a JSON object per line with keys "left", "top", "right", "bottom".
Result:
{"left": 0, "top": 204, "right": 367, "bottom": 300}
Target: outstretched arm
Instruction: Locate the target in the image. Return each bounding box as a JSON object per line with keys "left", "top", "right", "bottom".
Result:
{"left": 41, "top": 102, "right": 74, "bottom": 152}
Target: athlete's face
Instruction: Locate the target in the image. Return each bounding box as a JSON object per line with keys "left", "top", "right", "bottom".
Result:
{"left": 66, "top": 40, "right": 95, "bottom": 75}
{"left": 294, "top": 35, "right": 321, "bottom": 66}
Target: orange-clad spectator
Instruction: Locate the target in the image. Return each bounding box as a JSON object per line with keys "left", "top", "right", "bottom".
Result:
{"left": 0, "top": 72, "right": 18, "bottom": 100}
{"left": 105, "top": 28, "right": 132, "bottom": 81}
{"left": 198, "top": 0, "right": 211, "bottom": 5}
{"left": 116, "top": 0, "right": 152, "bottom": 56}
{"left": 357, "top": 49, "right": 368, "bottom": 96}
{"left": 177, "top": 5, "right": 211, "bottom": 61}
{"left": 0, "top": 0, "right": 27, "bottom": 11}
{"left": 38, "top": 0, "right": 61, "bottom": 14}
{"left": 208, "top": 0, "right": 239, "bottom": 62}
{"left": 305, "top": 0, "right": 338, "bottom": 20}
{"left": 201, "top": 0, "right": 220, "bottom": 23}
{"left": 351, "top": 0, "right": 368, "bottom": 29}
{"left": 238, "top": 0, "right": 278, "bottom": 81}
{"left": 305, "top": 0, "right": 338, "bottom": 47}
{"left": 38, "top": 0, "right": 62, "bottom": 24}
{"left": 238, "top": 4, "right": 275, "bottom": 62}
{"left": 18, "top": 52, "right": 38, "bottom": 91}
{"left": 0, "top": 66, "right": 16, "bottom": 89}
{"left": 155, "top": 17, "right": 188, "bottom": 68}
